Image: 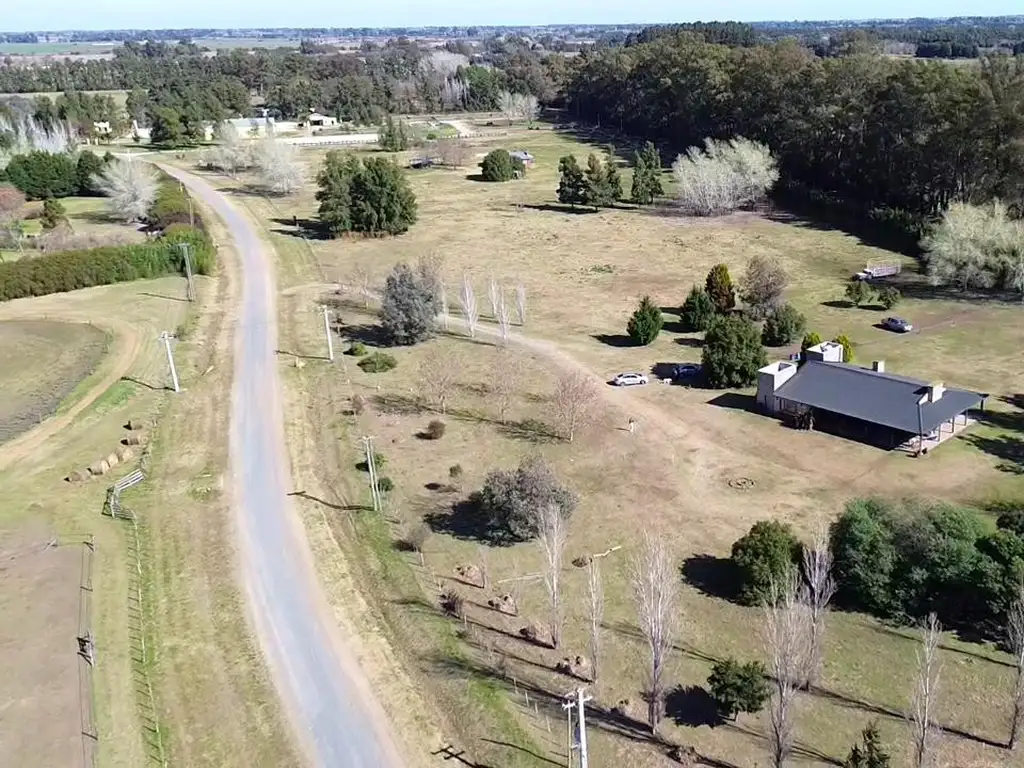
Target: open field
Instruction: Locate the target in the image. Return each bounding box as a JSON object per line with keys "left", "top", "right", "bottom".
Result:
{"left": 0, "top": 320, "right": 109, "bottom": 444}
{"left": 2, "top": 196, "right": 146, "bottom": 262}
{"left": 0, "top": 529, "right": 84, "bottom": 768}
{"left": 178, "top": 126, "right": 1024, "bottom": 767}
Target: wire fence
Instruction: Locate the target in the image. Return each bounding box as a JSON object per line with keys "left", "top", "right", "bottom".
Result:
{"left": 67, "top": 533, "right": 99, "bottom": 768}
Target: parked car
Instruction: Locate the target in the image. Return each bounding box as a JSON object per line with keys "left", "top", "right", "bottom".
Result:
{"left": 672, "top": 363, "right": 701, "bottom": 381}
{"left": 613, "top": 372, "right": 649, "bottom": 387}
{"left": 882, "top": 316, "right": 914, "bottom": 333}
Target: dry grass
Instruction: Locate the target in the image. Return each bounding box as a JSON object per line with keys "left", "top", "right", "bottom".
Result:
{"left": 180, "top": 128, "right": 1024, "bottom": 768}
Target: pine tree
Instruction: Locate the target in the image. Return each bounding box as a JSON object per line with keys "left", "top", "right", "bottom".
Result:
{"left": 605, "top": 152, "right": 623, "bottom": 204}
{"left": 584, "top": 153, "right": 610, "bottom": 208}
{"left": 557, "top": 155, "right": 588, "bottom": 208}
{"left": 705, "top": 263, "right": 736, "bottom": 313}
{"left": 843, "top": 723, "right": 891, "bottom": 768}
{"left": 630, "top": 141, "right": 664, "bottom": 205}
{"left": 626, "top": 295, "right": 664, "bottom": 345}
{"left": 380, "top": 262, "right": 436, "bottom": 345}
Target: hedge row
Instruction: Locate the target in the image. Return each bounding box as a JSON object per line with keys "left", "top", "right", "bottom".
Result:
{"left": 0, "top": 227, "right": 214, "bottom": 301}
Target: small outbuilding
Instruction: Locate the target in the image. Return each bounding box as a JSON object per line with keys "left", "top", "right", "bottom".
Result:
{"left": 509, "top": 150, "right": 535, "bottom": 167}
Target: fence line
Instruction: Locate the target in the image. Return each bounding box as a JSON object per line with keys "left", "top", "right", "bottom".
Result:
{"left": 75, "top": 534, "right": 98, "bottom": 768}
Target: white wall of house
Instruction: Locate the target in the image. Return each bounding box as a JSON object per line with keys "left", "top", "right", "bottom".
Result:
{"left": 756, "top": 361, "right": 799, "bottom": 413}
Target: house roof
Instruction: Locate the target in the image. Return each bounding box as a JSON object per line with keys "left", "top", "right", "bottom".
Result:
{"left": 774, "top": 361, "right": 987, "bottom": 434}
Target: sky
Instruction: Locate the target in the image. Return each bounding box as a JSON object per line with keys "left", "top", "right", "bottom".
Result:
{"left": 3, "top": 0, "right": 1022, "bottom": 33}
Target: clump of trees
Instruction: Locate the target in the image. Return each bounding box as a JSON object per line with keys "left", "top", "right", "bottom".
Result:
{"left": 380, "top": 261, "right": 439, "bottom": 345}
{"left": 761, "top": 304, "right": 806, "bottom": 346}
{"left": 316, "top": 152, "right": 417, "bottom": 236}
{"left": 626, "top": 295, "right": 663, "bottom": 345}
{"left": 701, "top": 314, "right": 767, "bottom": 388}
{"left": 378, "top": 115, "right": 409, "bottom": 152}
{"left": 680, "top": 285, "right": 716, "bottom": 332}
{"left": 557, "top": 152, "right": 621, "bottom": 209}
{"left": 471, "top": 455, "right": 578, "bottom": 543}
{"left": 630, "top": 141, "right": 664, "bottom": 205}
{"left": 673, "top": 137, "right": 779, "bottom": 216}
{"left": 1, "top": 150, "right": 111, "bottom": 200}
{"left": 479, "top": 149, "right": 524, "bottom": 182}
{"left": 922, "top": 201, "right": 1024, "bottom": 296}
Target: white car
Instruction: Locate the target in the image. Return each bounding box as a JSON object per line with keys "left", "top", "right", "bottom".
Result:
{"left": 613, "top": 372, "right": 649, "bottom": 387}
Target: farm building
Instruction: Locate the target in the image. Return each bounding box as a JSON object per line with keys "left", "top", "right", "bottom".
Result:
{"left": 302, "top": 111, "right": 338, "bottom": 129}
{"left": 509, "top": 150, "right": 535, "bottom": 167}
{"left": 756, "top": 343, "right": 987, "bottom": 452}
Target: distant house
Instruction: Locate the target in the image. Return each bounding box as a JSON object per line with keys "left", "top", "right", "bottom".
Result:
{"left": 224, "top": 116, "right": 275, "bottom": 138}
{"left": 509, "top": 150, "right": 535, "bottom": 167}
{"left": 302, "top": 111, "right": 338, "bottom": 130}
{"left": 756, "top": 343, "right": 987, "bottom": 452}
{"left": 92, "top": 121, "right": 112, "bottom": 136}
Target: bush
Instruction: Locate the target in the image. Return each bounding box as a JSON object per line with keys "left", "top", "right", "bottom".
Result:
{"left": 380, "top": 262, "right": 438, "bottom": 345}
{"left": 480, "top": 149, "right": 524, "bottom": 182}
{"left": 473, "top": 456, "right": 578, "bottom": 542}
{"left": 448, "top": 464, "right": 464, "bottom": 485}
{"left": 424, "top": 419, "right": 446, "bottom": 439}
{"left": 161, "top": 225, "right": 216, "bottom": 275}
{"left": 40, "top": 198, "right": 66, "bottom": 230}
{"left": 707, "top": 658, "right": 770, "bottom": 719}
{"left": 680, "top": 285, "right": 716, "bottom": 332}
{"left": 440, "top": 589, "right": 465, "bottom": 618}
{"left": 832, "top": 334, "right": 854, "bottom": 363}
{"left": 626, "top": 294, "right": 663, "bottom": 345}
{"left": 149, "top": 182, "right": 196, "bottom": 230}
{"left": 705, "top": 263, "right": 736, "bottom": 313}
{"left": 346, "top": 341, "right": 368, "bottom": 356}
{"left": 801, "top": 331, "right": 822, "bottom": 354}
{"left": 845, "top": 280, "right": 875, "bottom": 308}
{"left": 829, "top": 499, "right": 900, "bottom": 615}
{"left": 376, "top": 476, "right": 394, "bottom": 493}
{"left": 701, "top": 315, "right": 767, "bottom": 389}
{"left": 3, "top": 151, "right": 79, "bottom": 200}
{"left": 358, "top": 352, "right": 398, "bottom": 373}
{"left": 877, "top": 285, "right": 901, "bottom": 310}
{"left": 996, "top": 506, "right": 1024, "bottom": 538}
{"left": 0, "top": 227, "right": 214, "bottom": 301}
{"left": 730, "top": 520, "right": 802, "bottom": 605}
{"left": 761, "top": 303, "right": 806, "bottom": 346}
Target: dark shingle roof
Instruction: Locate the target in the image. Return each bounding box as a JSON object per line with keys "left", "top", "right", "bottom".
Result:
{"left": 774, "top": 361, "right": 986, "bottom": 434}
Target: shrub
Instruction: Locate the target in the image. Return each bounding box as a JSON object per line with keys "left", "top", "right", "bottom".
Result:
{"left": 705, "top": 263, "right": 736, "bottom": 313}
{"left": 996, "top": 506, "right": 1024, "bottom": 538}
{"left": 829, "top": 499, "right": 900, "bottom": 615}
{"left": 701, "top": 315, "right": 767, "bottom": 389}
{"left": 376, "top": 476, "right": 394, "bottom": 493}
{"left": 148, "top": 182, "right": 195, "bottom": 230}
{"left": 832, "top": 334, "right": 854, "bottom": 363}
{"left": 350, "top": 393, "right": 367, "bottom": 414}
{"left": 801, "top": 331, "right": 822, "bottom": 354}
{"left": 843, "top": 722, "right": 891, "bottom": 768}
{"left": 877, "top": 285, "right": 901, "bottom": 310}
{"left": 358, "top": 352, "right": 398, "bottom": 373}
{"left": 473, "top": 455, "right": 578, "bottom": 543}
{"left": 380, "top": 262, "right": 438, "bottom": 345}
{"left": 845, "top": 279, "right": 875, "bottom": 308}
{"left": 480, "top": 149, "right": 524, "bottom": 182}
{"left": 626, "top": 294, "right": 663, "bottom": 345}
{"left": 161, "top": 225, "right": 216, "bottom": 275}
{"left": 440, "top": 589, "right": 465, "bottom": 618}
{"left": 346, "top": 341, "right": 368, "bottom": 356}
{"left": 761, "top": 303, "right": 806, "bottom": 346}
{"left": 3, "top": 151, "right": 79, "bottom": 200}
{"left": 40, "top": 198, "right": 66, "bottom": 230}
{"left": 680, "top": 285, "right": 716, "bottom": 332}
{"left": 425, "top": 419, "right": 447, "bottom": 439}
{"left": 730, "top": 520, "right": 802, "bottom": 605}
{"left": 707, "top": 658, "right": 770, "bottom": 719}
{"left": 448, "top": 464, "right": 464, "bottom": 486}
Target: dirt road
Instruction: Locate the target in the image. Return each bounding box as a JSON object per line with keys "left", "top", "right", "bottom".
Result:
{"left": 157, "top": 165, "right": 403, "bottom": 768}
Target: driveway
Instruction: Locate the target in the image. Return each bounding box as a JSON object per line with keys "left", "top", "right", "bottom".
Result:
{"left": 156, "top": 164, "right": 403, "bottom": 768}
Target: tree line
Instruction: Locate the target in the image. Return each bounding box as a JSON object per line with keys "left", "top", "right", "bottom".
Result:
{"left": 566, "top": 37, "right": 1024, "bottom": 248}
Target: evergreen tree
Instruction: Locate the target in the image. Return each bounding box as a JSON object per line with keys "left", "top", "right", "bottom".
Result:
{"left": 316, "top": 151, "right": 361, "bottom": 235}
{"left": 76, "top": 151, "right": 104, "bottom": 195}
{"left": 480, "top": 149, "right": 521, "bottom": 182}
{"left": 557, "top": 155, "right": 588, "bottom": 208}
{"left": 349, "top": 156, "right": 417, "bottom": 235}
{"left": 584, "top": 153, "right": 609, "bottom": 208}
{"left": 705, "top": 263, "right": 736, "bottom": 313}
{"left": 380, "top": 262, "right": 437, "bottom": 345}
{"left": 626, "top": 295, "right": 664, "bottom": 345}
{"left": 605, "top": 152, "right": 623, "bottom": 204}
{"left": 707, "top": 658, "right": 770, "bottom": 720}
{"left": 844, "top": 723, "right": 891, "bottom": 768}
{"left": 680, "top": 285, "right": 717, "bottom": 332}
{"left": 832, "top": 334, "right": 855, "bottom": 363}
{"left": 630, "top": 141, "right": 663, "bottom": 205}
{"left": 40, "top": 197, "right": 66, "bottom": 230}
{"left": 801, "top": 331, "right": 823, "bottom": 353}
{"left": 379, "top": 114, "right": 408, "bottom": 152}
{"left": 701, "top": 314, "right": 767, "bottom": 388}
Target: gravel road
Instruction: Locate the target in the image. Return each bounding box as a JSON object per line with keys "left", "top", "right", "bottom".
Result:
{"left": 157, "top": 165, "right": 403, "bottom": 768}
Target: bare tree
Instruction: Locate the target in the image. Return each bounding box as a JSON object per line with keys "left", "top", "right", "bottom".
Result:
{"left": 630, "top": 529, "right": 678, "bottom": 732}
{"left": 522, "top": 94, "right": 540, "bottom": 124}
{"left": 587, "top": 559, "right": 605, "bottom": 683}
{"left": 488, "top": 275, "right": 500, "bottom": 318}
{"left": 0, "top": 184, "right": 26, "bottom": 257}
{"left": 1009, "top": 580, "right": 1024, "bottom": 750}
{"left": 497, "top": 292, "right": 513, "bottom": 344}
{"left": 515, "top": 282, "right": 527, "bottom": 326}
{"left": 499, "top": 90, "right": 521, "bottom": 126}
{"left": 254, "top": 137, "right": 304, "bottom": 195}
{"left": 763, "top": 574, "right": 811, "bottom": 768}
{"left": 922, "top": 201, "right": 1024, "bottom": 292}
{"left": 740, "top": 254, "right": 789, "bottom": 320}
{"left": 439, "top": 282, "right": 450, "bottom": 331}
{"left": 459, "top": 273, "right": 479, "bottom": 338}
{"left": 477, "top": 545, "right": 490, "bottom": 590}
{"left": 351, "top": 264, "right": 374, "bottom": 308}
{"left": 535, "top": 503, "right": 568, "bottom": 649}
{"left": 673, "top": 137, "right": 779, "bottom": 217}
{"left": 491, "top": 348, "right": 523, "bottom": 424}
{"left": 554, "top": 371, "right": 597, "bottom": 443}
{"left": 910, "top": 613, "right": 942, "bottom": 768}
{"left": 437, "top": 139, "right": 470, "bottom": 168}
{"left": 419, "top": 347, "right": 462, "bottom": 414}
{"left": 440, "top": 77, "right": 469, "bottom": 110}
{"left": 801, "top": 525, "right": 835, "bottom": 689}
{"left": 95, "top": 157, "right": 159, "bottom": 223}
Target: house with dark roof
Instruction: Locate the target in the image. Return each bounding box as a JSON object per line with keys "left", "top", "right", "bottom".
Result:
{"left": 756, "top": 343, "right": 988, "bottom": 452}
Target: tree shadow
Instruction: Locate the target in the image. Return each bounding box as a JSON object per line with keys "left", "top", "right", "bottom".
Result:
{"left": 680, "top": 554, "right": 738, "bottom": 602}
{"left": 522, "top": 202, "right": 597, "bottom": 215}
{"left": 675, "top": 336, "right": 705, "bottom": 348}
{"left": 341, "top": 323, "right": 388, "bottom": 346}
{"left": 286, "top": 489, "right": 364, "bottom": 511}
{"left": 268, "top": 216, "right": 332, "bottom": 240}
{"left": 665, "top": 685, "right": 724, "bottom": 728}
{"left": 651, "top": 362, "right": 678, "bottom": 380}
{"left": 962, "top": 433, "right": 1024, "bottom": 474}
{"left": 120, "top": 375, "right": 159, "bottom": 391}
{"left": 275, "top": 349, "right": 325, "bottom": 361}
{"left": 139, "top": 291, "right": 189, "bottom": 303}
{"left": 707, "top": 393, "right": 756, "bottom": 413}
{"left": 423, "top": 498, "right": 518, "bottom": 546}
{"left": 496, "top": 418, "right": 559, "bottom": 444}
{"left": 821, "top": 299, "right": 854, "bottom": 309}
{"left": 592, "top": 333, "right": 636, "bottom": 348}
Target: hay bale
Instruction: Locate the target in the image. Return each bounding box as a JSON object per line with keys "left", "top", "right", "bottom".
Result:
{"left": 105, "top": 452, "right": 120, "bottom": 468}
{"left": 556, "top": 654, "right": 592, "bottom": 679}
{"left": 487, "top": 593, "right": 517, "bottom": 616}
{"left": 123, "top": 431, "right": 147, "bottom": 446}
{"left": 125, "top": 418, "right": 146, "bottom": 431}
{"left": 454, "top": 563, "right": 483, "bottom": 587}
{"left": 88, "top": 459, "right": 110, "bottom": 476}
{"left": 668, "top": 745, "right": 700, "bottom": 766}
{"left": 519, "top": 622, "right": 552, "bottom": 647}
{"left": 66, "top": 469, "right": 90, "bottom": 483}
{"left": 115, "top": 445, "right": 135, "bottom": 462}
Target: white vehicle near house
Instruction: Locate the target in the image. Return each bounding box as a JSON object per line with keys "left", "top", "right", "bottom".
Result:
{"left": 613, "top": 372, "right": 649, "bottom": 387}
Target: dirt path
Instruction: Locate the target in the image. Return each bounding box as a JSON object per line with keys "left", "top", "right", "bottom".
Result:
{"left": 0, "top": 319, "right": 141, "bottom": 472}
{"left": 157, "top": 165, "right": 405, "bottom": 768}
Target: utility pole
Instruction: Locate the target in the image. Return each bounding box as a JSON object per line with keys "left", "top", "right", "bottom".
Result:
{"left": 561, "top": 696, "right": 576, "bottom": 768}
{"left": 360, "top": 436, "right": 380, "bottom": 511}
{"left": 320, "top": 305, "right": 334, "bottom": 362}
{"left": 178, "top": 242, "right": 196, "bottom": 302}
{"left": 159, "top": 331, "right": 180, "bottom": 393}
{"left": 576, "top": 688, "right": 592, "bottom": 768}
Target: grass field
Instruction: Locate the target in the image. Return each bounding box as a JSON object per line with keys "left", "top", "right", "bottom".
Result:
{"left": 178, "top": 126, "right": 1024, "bottom": 768}
{"left": 1, "top": 196, "right": 146, "bottom": 262}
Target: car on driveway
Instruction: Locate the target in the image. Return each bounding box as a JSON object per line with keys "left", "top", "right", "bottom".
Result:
{"left": 882, "top": 316, "right": 914, "bottom": 333}
{"left": 613, "top": 372, "right": 649, "bottom": 387}
{"left": 672, "top": 363, "right": 701, "bottom": 381}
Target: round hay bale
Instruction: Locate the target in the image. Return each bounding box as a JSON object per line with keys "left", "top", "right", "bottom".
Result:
{"left": 115, "top": 445, "right": 135, "bottom": 462}
{"left": 66, "top": 469, "right": 90, "bottom": 483}
{"left": 454, "top": 563, "right": 483, "bottom": 587}
{"left": 123, "top": 431, "right": 147, "bottom": 446}
{"left": 487, "top": 593, "right": 517, "bottom": 616}
{"left": 88, "top": 459, "right": 111, "bottom": 476}
{"left": 125, "top": 418, "right": 146, "bottom": 431}
{"left": 519, "top": 622, "right": 552, "bottom": 647}
{"left": 105, "top": 452, "right": 120, "bottom": 468}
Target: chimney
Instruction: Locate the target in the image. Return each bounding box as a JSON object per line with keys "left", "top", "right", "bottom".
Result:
{"left": 872, "top": 360, "right": 885, "bottom": 373}
{"left": 928, "top": 382, "right": 945, "bottom": 402}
